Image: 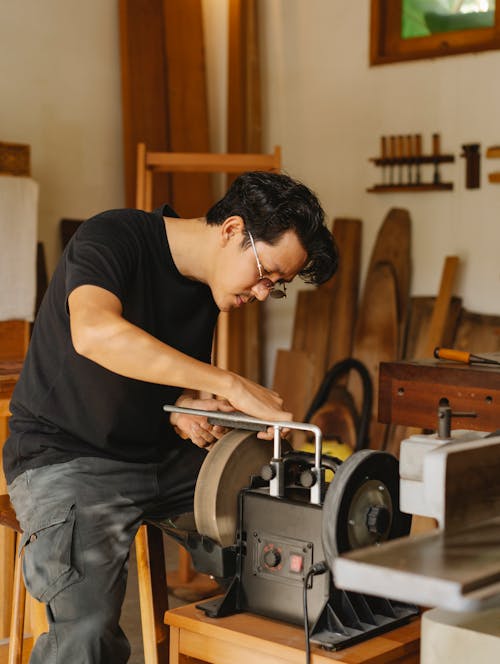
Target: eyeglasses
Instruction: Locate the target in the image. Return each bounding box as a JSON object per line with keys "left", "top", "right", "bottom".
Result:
{"left": 247, "top": 231, "right": 287, "bottom": 299}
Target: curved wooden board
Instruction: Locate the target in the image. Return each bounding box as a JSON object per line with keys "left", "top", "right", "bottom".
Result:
{"left": 368, "top": 208, "right": 411, "bottom": 342}
{"left": 349, "top": 262, "right": 399, "bottom": 450}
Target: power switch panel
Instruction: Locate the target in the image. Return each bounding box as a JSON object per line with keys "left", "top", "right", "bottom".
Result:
{"left": 289, "top": 553, "right": 304, "bottom": 574}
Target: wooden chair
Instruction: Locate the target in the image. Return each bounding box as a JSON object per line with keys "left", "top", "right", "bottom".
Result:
{"left": 0, "top": 141, "right": 36, "bottom": 662}
{"left": 0, "top": 495, "right": 27, "bottom": 664}
{"left": 135, "top": 142, "right": 281, "bottom": 372}
{"left": 135, "top": 143, "right": 281, "bottom": 212}
{"left": 134, "top": 143, "right": 281, "bottom": 663}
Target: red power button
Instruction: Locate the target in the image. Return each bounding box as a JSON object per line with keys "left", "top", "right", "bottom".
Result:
{"left": 289, "top": 553, "right": 304, "bottom": 573}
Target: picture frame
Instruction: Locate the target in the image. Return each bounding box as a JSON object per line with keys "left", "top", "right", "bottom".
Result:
{"left": 370, "top": 0, "right": 500, "bottom": 65}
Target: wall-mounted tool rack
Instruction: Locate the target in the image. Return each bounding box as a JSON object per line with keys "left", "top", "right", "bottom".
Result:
{"left": 486, "top": 146, "right": 500, "bottom": 183}
{"left": 367, "top": 133, "right": 454, "bottom": 193}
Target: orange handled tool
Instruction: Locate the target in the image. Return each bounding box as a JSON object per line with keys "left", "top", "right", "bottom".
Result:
{"left": 434, "top": 347, "right": 500, "bottom": 366}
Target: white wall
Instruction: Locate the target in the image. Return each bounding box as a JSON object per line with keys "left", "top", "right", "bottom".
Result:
{"left": 0, "top": 0, "right": 124, "bottom": 274}
{"left": 260, "top": 0, "right": 500, "bottom": 383}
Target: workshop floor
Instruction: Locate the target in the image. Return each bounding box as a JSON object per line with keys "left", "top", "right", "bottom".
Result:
{"left": 121, "top": 535, "right": 187, "bottom": 664}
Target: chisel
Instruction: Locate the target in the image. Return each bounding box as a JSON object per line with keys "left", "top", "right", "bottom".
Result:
{"left": 434, "top": 347, "right": 500, "bottom": 366}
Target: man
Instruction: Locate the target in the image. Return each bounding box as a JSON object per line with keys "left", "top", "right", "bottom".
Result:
{"left": 4, "top": 170, "right": 337, "bottom": 663}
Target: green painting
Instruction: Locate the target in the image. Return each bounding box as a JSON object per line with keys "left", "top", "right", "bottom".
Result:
{"left": 402, "top": 0, "right": 495, "bottom": 38}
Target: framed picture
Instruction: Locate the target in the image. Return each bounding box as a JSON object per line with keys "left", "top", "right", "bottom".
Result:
{"left": 370, "top": 0, "right": 500, "bottom": 65}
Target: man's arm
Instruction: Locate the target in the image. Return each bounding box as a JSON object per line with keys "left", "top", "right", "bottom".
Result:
{"left": 68, "top": 284, "right": 291, "bottom": 428}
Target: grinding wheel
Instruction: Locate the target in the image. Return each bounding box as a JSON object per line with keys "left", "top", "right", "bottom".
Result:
{"left": 194, "top": 429, "right": 291, "bottom": 547}
{"left": 322, "top": 450, "right": 411, "bottom": 568}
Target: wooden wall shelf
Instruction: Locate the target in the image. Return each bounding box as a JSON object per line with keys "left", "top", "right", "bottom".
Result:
{"left": 368, "top": 150, "right": 455, "bottom": 193}
{"left": 368, "top": 183, "right": 453, "bottom": 193}
{"left": 370, "top": 154, "right": 454, "bottom": 166}
{"left": 487, "top": 145, "right": 500, "bottom": 182}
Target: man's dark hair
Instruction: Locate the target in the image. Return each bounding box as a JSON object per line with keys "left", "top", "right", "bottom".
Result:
{"left": 206, "top": 171, "right": 338, "bottom": 285}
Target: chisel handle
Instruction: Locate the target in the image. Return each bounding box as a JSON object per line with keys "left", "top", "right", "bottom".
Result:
{"left": 434, "top": 347, "right": 471, "bottom": 364}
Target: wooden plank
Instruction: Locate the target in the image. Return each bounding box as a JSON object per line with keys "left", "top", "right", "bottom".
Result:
{"left": 454, "top": 310, "right": 500, "bottom": 353}
{"left": 348, "top": 209, "right": 409, "bottom": 451}
{"left": 146, "top": 150, "right": 280, "bottom": 172}
{"left": 162, "top": 0, "right": 213, "bottom": 218}
{"left": 227, "top": 0, "right": 262, "bottom": 154}
{"left": 301, "top": 290, "right": 333, "bottom": 388}
{"left": 224, "top": 0, "right": 263, "bottom": 383}
{"left": 402, "top": 296, "right": 462, "bottom": 362}
{"left": 322, "top": 219, "right": 361, "bottom": 371}
{"left": 272, "top": 349, "right": 316, "bottom": 422}
{"left": 0, "top": 637, "right": 33, "bottom": 664}
{"left": 135, "top": 525, "right": 169, "bottom": 664}
{"left": 291, "top": 290, "right": 312, "bottom": 353}
{"left": 420, "top": 256, "right": 459, "bottom": 359}
{"left": 365, "top": 208, "right": 411, "bottom": 338}
{"left": 119, "top": 0, "right": 171, "bottom": 208}
{"left": 349, "top": 263, "right": 399, "bottom": 450}
{"left": 0, "top": 529, "right": 15, "bottom": 638}
{"left": 121, "top": 0, "right": 213, "bottom": 212}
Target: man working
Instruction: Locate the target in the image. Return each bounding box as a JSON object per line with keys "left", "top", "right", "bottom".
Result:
{"left": 4, "top": 170, "right": 338, "bottom": 663}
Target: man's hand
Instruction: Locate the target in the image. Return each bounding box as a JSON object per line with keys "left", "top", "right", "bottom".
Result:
{"left": 170, "top": 393, "right": 234, "bottom": 448}
{"left": 221, "top": 375, "right": 293, "bottom": 441}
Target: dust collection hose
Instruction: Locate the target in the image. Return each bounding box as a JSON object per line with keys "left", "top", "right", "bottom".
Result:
{"left": 303, "top": 358, "right": 373, "bottom": 452}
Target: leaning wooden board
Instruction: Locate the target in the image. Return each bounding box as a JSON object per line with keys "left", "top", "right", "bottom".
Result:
{"left": 348, "top": 209, "right": 411, "bottom": 449}
{"left": 286, "top": 219, "right": 361, "bottom": 428}
{"left": 349, "top": 262, "right": 399, "bottom": 450}
{"left": 272, "top": 349, "right": 317, "bottom": 422}
{"left": 119, "top": 0, "right": 213, "bottom": 214}
{"left": 322, "top": 218, "right": 361, "bottom": 370}
{"left": 223, "top": 0, "right": 263, "bottom": 381}
{"left": 365, "top": 208, "right": 411, "bottom": 352}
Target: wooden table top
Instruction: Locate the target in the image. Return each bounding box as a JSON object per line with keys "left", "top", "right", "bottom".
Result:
{"left": 165, "top": 600, "right": 420, "bottom": 663}
{"left": 379, "top": 359, "right": 500, "bottom": 431}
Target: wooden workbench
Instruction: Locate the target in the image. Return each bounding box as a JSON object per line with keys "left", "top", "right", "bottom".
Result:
{"left": 165, "top": 601, "right": 420, "bottom": 664}
{"left": 379, "top": 358, "right": 500, "bottom": 432}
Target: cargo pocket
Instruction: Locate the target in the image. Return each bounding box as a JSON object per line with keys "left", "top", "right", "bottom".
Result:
{"left": 20, "top": 502, "right": 83, "bottom": 603}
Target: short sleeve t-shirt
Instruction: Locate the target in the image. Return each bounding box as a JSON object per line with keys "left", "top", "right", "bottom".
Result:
{"left": 3, "top": 205, "right": 219, "bottom": 484}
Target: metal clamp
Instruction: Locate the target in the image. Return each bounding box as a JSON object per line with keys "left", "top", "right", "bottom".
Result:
{"left": 437, "top": 398, "right": 476, "bottom": 439}
{"left": 163, "top": 404, "right": 324, "bottom": 505}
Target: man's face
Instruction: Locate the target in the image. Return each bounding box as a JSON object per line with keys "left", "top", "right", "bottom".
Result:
{"left": 212, "top": 225, "right": 307, "bottom": 312}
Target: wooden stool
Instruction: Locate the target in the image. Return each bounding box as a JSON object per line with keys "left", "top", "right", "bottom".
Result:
{"left": 0, "top": 494, "right": 26, "bottom": 664}
{"left": 0, "top": 501, "right": 170, "bottom": 664}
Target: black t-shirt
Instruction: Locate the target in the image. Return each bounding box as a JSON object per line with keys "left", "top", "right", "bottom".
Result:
{"left": 3, "top": 205, "right": 219, "bottom": 484}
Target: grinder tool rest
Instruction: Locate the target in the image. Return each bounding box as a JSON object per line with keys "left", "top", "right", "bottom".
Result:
{"left": 161, "top": 405, "right": 418, "bottom": 651}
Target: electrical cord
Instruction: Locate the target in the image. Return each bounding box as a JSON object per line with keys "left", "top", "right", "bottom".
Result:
{"left": 303, "top": 561, "right": 328, "bottom": 664}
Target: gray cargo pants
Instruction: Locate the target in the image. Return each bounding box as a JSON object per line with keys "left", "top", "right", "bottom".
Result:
{"left": 7, "top": 445, "right": 206, "bottom": 664}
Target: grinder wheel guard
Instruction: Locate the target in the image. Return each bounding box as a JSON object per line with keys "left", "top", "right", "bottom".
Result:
{"left": 194, "top": 429, "right": 291, "bottom": 547}
{"left": 322, "top": 450, "right": 411, "bottom": 567}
